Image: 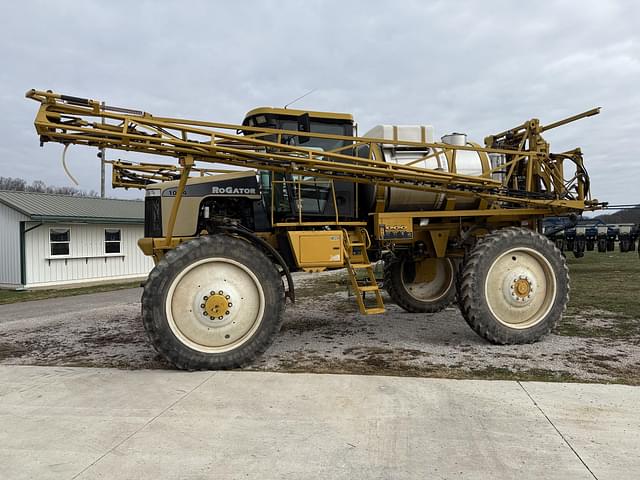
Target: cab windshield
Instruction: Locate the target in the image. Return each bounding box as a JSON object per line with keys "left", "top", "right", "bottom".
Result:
{"left": 278, "top": 120, "right": 349, "bottom": 151}
{"left": 245, "top": 113, "right": 355, "bottom": 220}
{"left": 244, "top": 113, "right": 353, "bottom": 151}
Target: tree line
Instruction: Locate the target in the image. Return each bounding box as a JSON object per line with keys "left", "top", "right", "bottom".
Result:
{"left": 0, "top": 176, "right": 99, "bottom": 197}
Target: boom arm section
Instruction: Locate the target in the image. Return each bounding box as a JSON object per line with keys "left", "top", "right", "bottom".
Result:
{"left": 108, "top": 159, "right": 237, "bottom": 189}
{"left": 26, "top": 89, "right": 599, "bottom": 212}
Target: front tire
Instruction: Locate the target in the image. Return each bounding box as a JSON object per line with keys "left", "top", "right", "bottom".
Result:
{"left": 142, "top": 235, "right": 285, "bottom": 370}
{"left": 384, "top": 257, "right": 456, "bottom": 313}
{"left": 458, "top": 227, "right": 568, "bottom": 344}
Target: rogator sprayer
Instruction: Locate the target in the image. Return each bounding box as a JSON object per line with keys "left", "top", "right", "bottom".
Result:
{"left": 27, "top": 89, "right": 603, "bottom": 370}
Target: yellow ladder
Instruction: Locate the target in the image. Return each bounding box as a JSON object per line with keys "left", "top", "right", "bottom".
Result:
{"left": 343, "top": 228, "right": 385, "bottom": 315}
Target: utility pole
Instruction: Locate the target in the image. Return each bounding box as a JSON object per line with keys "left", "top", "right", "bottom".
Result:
{"left": 99, "top": 147, "right": 106, "bottom": 198}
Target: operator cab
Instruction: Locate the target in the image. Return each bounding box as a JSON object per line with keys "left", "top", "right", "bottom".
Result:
{"left": 242, "top": 107, "right": 357, "bottom": 222}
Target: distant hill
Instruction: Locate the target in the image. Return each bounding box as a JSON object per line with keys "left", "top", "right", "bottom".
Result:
{"left": 594, "top": 205, "right": 640, "bottom": 224}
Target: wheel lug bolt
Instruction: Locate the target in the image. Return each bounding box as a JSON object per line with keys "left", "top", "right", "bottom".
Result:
{"left": 218, "top": 290, "right": 223, "bottom": 295}
{"left": 203, "top": 296, "right": 208, "bottom": 300}
{"left": 225, "top": 295, "right": 230, "bottom": 299}
{"left": 210, "top": 291, "right": 215, "bottom": 295}
{"left": 228, "top": 302, "right": 233, "bottom": 307}
{"left": 218, "top": 316, "right": 223, "bottom": 320}
{"left": 225, "top": 310, "right": 230, "bottom": 315}
{"left": 200, "top": 303, "right": 205, "bottom": 308}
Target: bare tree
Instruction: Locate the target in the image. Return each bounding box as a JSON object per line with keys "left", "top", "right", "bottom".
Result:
{"left": 0, "top": 176, "right": 99, "bottom": 197}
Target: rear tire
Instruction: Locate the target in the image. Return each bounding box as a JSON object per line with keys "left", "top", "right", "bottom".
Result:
{"left": 142, "top": 235, "right": 285, "bottom": 370}
{"left": 384, "top": 257, "right": 456, "bottom": 313}
{"left": 459, "top": 227, "right": 568, "bottom": 344}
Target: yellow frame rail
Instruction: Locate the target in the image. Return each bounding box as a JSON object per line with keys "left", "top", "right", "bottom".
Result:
{"left": 26, "top": 89, "right": 600, "bottom": 216}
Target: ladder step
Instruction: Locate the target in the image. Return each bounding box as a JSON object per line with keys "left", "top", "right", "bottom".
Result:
{"left": 362, "top": 307, "right": 385, "bottom": 315}
{"left": 357, "top": 285, "right": 379, "bottom": 292}
{"left": 343, "top": 229, "right": 384, "bottom": 315}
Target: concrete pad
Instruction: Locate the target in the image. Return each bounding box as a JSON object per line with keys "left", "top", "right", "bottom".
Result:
{"left": 523, "top": 382, "right": 640, "bottom": 480}
{"left": 3, "top": 365, "right": 637, "bottom": 480}
{"left": 0, "top": 366, "right": 212, "bottom": 479}
{"left": 0, "top": 365, "right": 78, "bottom": 397}
{"left": 0, "top": 413, "right": 147, "bottom": 480}
{"left": 0, "top": 365, "right": 212, "bottom": 414}
{"left": 76, "top": 373, "right": 589, "bottom": 480}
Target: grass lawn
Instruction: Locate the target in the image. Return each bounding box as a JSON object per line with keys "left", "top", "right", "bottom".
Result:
{"left": 0, "top": 281, "right": 142, "bottom": 305}
{"left": 566, "top": 250, "right": 640, "bottom": 319}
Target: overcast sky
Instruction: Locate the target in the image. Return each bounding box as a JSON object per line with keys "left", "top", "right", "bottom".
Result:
{"left": 1, "top": 0, "right": 638, "bottom": 205}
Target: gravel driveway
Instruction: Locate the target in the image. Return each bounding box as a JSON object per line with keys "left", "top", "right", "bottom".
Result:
{"left": 1, "top": 270, "right": 639, "bottom": 384}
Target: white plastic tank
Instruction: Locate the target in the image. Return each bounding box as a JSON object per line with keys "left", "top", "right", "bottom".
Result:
{"left": 361, "top": 125, "right": 488, "bottom": 211}
{"left": 440, "top": 133, "right": 484, "bottom": 177}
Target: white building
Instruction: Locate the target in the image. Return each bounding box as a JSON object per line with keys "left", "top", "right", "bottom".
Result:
{"left": 0, "top": 191, "right": 154, "bottom": 289}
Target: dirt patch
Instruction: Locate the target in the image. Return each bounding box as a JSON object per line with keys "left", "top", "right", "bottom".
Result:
{"left": 0, "top": 301, "right": 167, "bottom": 369}
{"left": 1, "top": 269, "right": 639, "bottom": 384}
{"left": 555, "top": 310, "right": 640, "bottom": 340}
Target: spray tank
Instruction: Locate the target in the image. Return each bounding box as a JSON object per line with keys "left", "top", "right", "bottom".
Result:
{"left": 360, "top": 125, "right": 490, "bottom": 212}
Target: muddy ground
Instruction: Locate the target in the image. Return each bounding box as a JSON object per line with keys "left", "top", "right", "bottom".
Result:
{"left": 1, "top": 270, "right": 639, "bottom": 384}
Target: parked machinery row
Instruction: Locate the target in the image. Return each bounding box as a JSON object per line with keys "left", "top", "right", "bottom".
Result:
{"left": 543, "top": 218, "right": 639, "bottom": 257}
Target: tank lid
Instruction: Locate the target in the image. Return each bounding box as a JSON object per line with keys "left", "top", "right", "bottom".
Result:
{"left": 441, "top": 133, "right": 467, "bottom": 146}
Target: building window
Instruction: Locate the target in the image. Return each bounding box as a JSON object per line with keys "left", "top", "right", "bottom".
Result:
{"left": 105, "top": 229, "right": 121, "bottom": 254}
{"left": 50, "top": 228, "right": 70, "bottom": 256}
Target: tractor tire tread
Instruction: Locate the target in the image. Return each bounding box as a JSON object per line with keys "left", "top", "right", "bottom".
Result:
{"left": 384, "top": 259, "right": 456, "bottom": 313}
{"left": 459, "top": 227, "right": 569, "bottom": 345}
{"left": 141, "top": 235, "right": 285, "bottom": 370}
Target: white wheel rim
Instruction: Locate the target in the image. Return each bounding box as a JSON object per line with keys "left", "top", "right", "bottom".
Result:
{"left": 401, "top": 258, "right": 454, "bottom": 303}
{"left": 165, "top": 257, "right": 265, "bottom": 353}
{"left": 484, "top": 247, "right": 556, "bottom": 329}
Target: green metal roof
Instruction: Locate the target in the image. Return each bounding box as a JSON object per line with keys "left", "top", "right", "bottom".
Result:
{"left": 0, "top": 191, "right": 144, "bottom": 224}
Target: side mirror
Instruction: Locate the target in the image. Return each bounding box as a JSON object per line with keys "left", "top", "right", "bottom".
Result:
{"left": 298, "top": 113, "right": 311, "bottom": 144}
